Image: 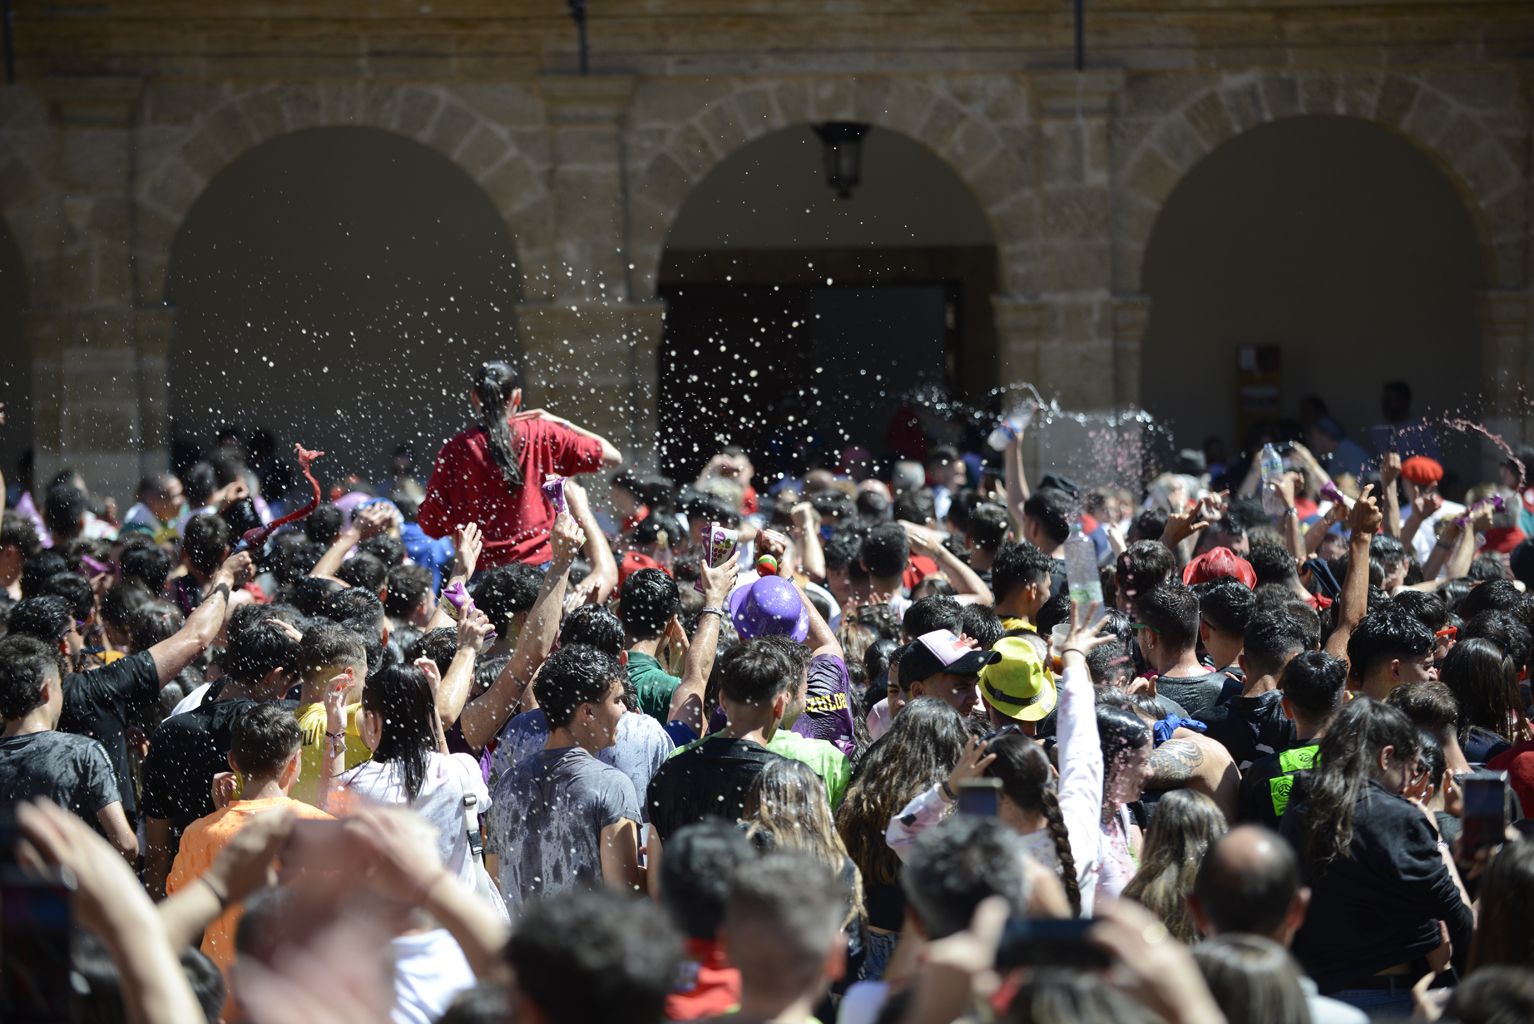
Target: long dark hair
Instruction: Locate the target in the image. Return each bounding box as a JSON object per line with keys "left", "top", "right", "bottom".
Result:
{"left": 473, "top": 360, "right": 523, "bottom": 490}
{"left": 361, "top": 664, "right": 437, "bottom": 802}
{"left": 987, "top": 734, "right": 1082, "bottom": 915}
{"left": 1469, "top": 839, "right": 1534, "bottom": 971}
{"left": 1122, "top": 789, "right": 1227, "bottom": 942}
{"left": 1301, "top": 697, "right": 1420, "bottom": 869}
{"left": 836, "top": 698, "right": 968, "bottom": 887}
{"left": 1441, "top": 637, "right": 1531, "bottom": 745}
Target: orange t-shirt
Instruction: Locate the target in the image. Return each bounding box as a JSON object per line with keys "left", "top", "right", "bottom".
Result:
{"left": 167, "top": 796, "right": 333, "bottom": 1016}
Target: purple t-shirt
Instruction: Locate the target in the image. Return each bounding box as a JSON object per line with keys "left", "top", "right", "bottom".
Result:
{"left": 792, "top": 654, "right": 855, "bottom": 756}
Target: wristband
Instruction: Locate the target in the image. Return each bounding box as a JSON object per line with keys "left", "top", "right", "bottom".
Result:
{"left": 939, "top": 780, "right": 957, "bottom": 803}
{"left": 1282, "top": 507, "right": 1299, "bottom": 519}
{"left": 1062, "top": 648, "right": 1087, "bottom": 658}
{"left": 700, "top": 607, "right": 727, "bottom": 619}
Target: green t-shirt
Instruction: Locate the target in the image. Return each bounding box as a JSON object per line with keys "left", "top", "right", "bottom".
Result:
{"left": 670, "top": 727, "right": 851, "bottom": 810}
{"left": 627, "top": 651, "right": 682, "bottom": 723}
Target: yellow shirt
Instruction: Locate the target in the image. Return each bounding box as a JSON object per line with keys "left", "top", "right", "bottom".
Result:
{"left": 1000, "top": 616, "right": 1036, "bottom": 634}
{"left": 292, "top": 701, "right": 370, "bottom": 807}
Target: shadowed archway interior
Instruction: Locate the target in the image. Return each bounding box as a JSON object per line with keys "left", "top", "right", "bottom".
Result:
{"left": 167, "top": 126, "right": 523, "bottom": 483}
{"left": 0, "top": 219, "right": 27, "bottom": 486}
{"left": 1140, "top": 115, "right": 1485, "bottom": 472}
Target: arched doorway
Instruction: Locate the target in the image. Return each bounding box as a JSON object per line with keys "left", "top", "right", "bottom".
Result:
{"left": 1140, "top": 116, "right": 1485, "bottom": 473}
{"left": 167, "top": 126, "right": 522, "bottom": 484}
{"left": 0, "top": 217, "right": 27, "bottom": 494}
{"left": 657, "top": 124, "right": 997, "bottom": 480}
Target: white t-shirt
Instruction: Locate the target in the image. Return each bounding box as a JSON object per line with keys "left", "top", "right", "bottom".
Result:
{"left": 389, "top": 928, "right": 476, "bottom": 1024}
{"left": 165, "top": 681, "right": 212, "bottom": 721}
{"left": 340, "top": 751, "right": 490, "bottom": 888}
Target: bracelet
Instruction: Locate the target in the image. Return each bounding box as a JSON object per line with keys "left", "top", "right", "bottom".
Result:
{"left": 939, "top": 780, "right": 957, "bottom": 803}
{"left": 700, "top": 607, "right": 727, "bottom": 619}
{"left": 1282, "top": 508, "right": 1299, "bottom": 519}
{"left": 1062, "top": 648, "right": 1087, "bottom": 658}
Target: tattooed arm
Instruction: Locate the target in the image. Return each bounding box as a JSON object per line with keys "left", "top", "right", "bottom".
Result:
{"left": 1145, "top": 732, "right": 1239, "bottom": 822}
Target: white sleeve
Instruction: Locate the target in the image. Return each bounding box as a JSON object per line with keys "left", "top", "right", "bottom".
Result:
{"left": 1053, "top": 663, "right": 1103, "bottom": 881}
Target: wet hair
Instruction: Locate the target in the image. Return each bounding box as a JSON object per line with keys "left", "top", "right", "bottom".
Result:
{"left": 1346, "top": 606, "right": 1434, "bottom": 681}
{"left": 127, "top": 599, "right": 182, "bottom": 653}
{"left": 1277, "top": 650, "right": 1348, "bottom": 721}
{"left": 472, "top": 360, "right": 524, "bottom": 490}
{"left": 406, "top": 627, "right": 459, "bottom": 676}
{"left": 1391, "top": 589, "right": 1449, "bottom": 634}
{"left": 1247, "top": 544, "right": 1298, "bottom": 587}
{"left": 230, "top": 702, "right": 301, "bottom": 778}
{"left": 959, "top": 604, "right": 1005, "bottom": 652}
{"left": 903, "top": 815, "right": 1031, "bottom": 940}
{"left": 903, "top": 595, "right": 963, "bottom": 639}
{"left": 1035, "top": 592, "right": 1071, "bottom": 636}
{"left": 822, "top": 532, "right": 861, "bottom": 573}
{"left": 1116, "top": 541, "right": 1176, "bottom": 606}
{"left": 298, "top": 621, "right": 368, "bottom": 679}
{"left": 506, "top": 888, "right": 681, "bottom": 1024}
{"left": 660, "top": 819, "right": 759, "bottom": 941}
{"left": 1469, "top": 840, "right": 1534, "bottom": 971}
{"left": 0, "top": 634, "right": 63, "bottom": 719}
{"left": 967, "top": 502, "right": 1010, "bottom": 552}
{"left": 1193, "top": 826, "right": 1301, "bottom": 936}
{"left": 1440, "top": 637, "right": 1529, "bottom": 745}
{"left": 1456, "top": 579, "right": 1522, "bottom": 622}
{"left": 991, "top": 541, "right": 1054, "bottom": 604}
{"left": 100, "top": 583, "right": 151, "bottom": 634}
{"left": 1300, "top": 697, "right": 1420, "bottom": 868}
{"left": 892, "top": 488, "right": 936, "bottom": 526}
{"left": 1096, "top": 705, "right": 1152, "bottom": 810}
{"left": 40, "top": 572, "right": 93, "bottom": 622}
{"left": 986, "top": 733, "right": 1081, "bottom": 914}
{"left": 336, "top": 551, "right": 388, "bottom": 594}
{"left": 859, "top": 522, "right": 911, "bottom": 579}
{"left": 1241, "top": 613, "right": 1309, "bottom": 680}
{"left": 1194, "top": 577, "right": 1255, "bottom": 636}
{"left": 1461, "top": 610, "right": 1533, "bottom": 676}
{"left": 8, "top": 595, "right": 73, "bottom": 645}
{"left": 1135, "top": 581, "right": 1199, "bottom": 652}
{"left": 384, "top": 564, "right": 433, "bottom": 619}
{"left": 360, "top": 664, "right": 438, "bottom": 801}
{"left": 1191, "top": 934, "right": 1311, "bottom": 1024}
{"left": 471, "top": 563, "right": 544, "bottom": 630}
{"left": 0, "top": 512, "right": 41, "bottom": 558}
{"left": 183, "top": 513, "right": 231, "bottom": 576}
{"left": 20, "top": 550, "right": 68, "bottom": 599}
{"left": 744, "top": 758, "right": 863, "bottom": 927}
{"left": 534, "top": 644, "right": 624, "bottom": 730}
{"left": 619, "top": 568, "right": 681, "bottom": 640}
{"left": 726, "top": 852, "right": 845, "bottom": 1001}
{"left": 1022, "top": 488, "right": 1072, "bottom": 547}
{"left": 836, "top": 697, "right": 968, "bottom": 886}
{"left": 1086, "top": 640, "right": 1133, "bottom": 687}
{"left": 225, "top": 612, "right": 301, "bottom": 686}
{"left": 326, "top": 586, "right": 385, "bottom": 635}
{"left": 358, "top": 532, "right": 406, "bottom": 568}
{"left": 1122, "top": 789, "right": 1227, "bottom": 942}
{"left": 718, "top": 638, "right": 796, "bottom": 709}
{"left": 304, "top": 504, "right": 343, "bottom": 547}
{"left": 559, "top": 605, "right": 625, "bottom": 657}
{"left": 119, "top": 544, "right": 173, "bottom": 595}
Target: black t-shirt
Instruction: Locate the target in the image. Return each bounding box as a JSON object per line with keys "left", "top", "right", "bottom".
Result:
{"left": 58, "top": 651, "right": 160, "bottom": 820}
{"left": 1154, "top": 671, "right": 1240, "bottom": 718}
{"left": 1237, "top": 741, "right": 1316, "bottom": 831}
{"left": 646, "top": 736, "right": 783, "bottom": 841}
{"left": 1200, "top": 690, "right": 1296, "bottom": 772}
{"left": 0, "top": 730, "right": 120, "bottom": 823}
{"left": 141, "top": 697, "right": 297, "bottom": 838}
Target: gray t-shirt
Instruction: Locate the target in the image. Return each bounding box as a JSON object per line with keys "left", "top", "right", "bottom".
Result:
{"left": 1154, "top": 671, "right": 1236, "bottom": 718}
{"left": 0, "top": 730, "right": 120, "bottom": 823}
{"left": 491, "top": 709, "right": 673, "bottom": 822}
{"left": 487, "top": 746, "right": 639, "bottom": 905}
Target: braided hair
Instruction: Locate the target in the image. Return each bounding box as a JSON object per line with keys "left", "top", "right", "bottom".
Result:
{"left": 472, "top": 361, "right": 523, "bottom": 490}
{"left": 987, "top": 733, "right": 1082, "bottom": 915}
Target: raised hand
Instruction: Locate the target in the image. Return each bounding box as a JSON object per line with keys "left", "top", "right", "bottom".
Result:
{"left": 945, "top": 735, "right": 999, "bottom": 794}
{"left": 549, "top": 510, "right": 586, "bottom": 566}
{"left": 1061, "top": 601, "right": 1116, "bottom": 660}
{"left": 217, "top": 550, "right": 257, "bottom": 588}
{"left": 455, "top": 607, "right": 493, "bottom": 654}
{"left": 1348, "top": 484, "right": 1383, "bottom": 535}
{"left": 354, "top": 504, "right": 395, "bottom": 540}
{"left": 700, "top": 550, "right": 740, "bottom": 605}
{"left": 451, "top": 522, "right": 483, "bottom": 580}
{"left": 323, "top": 674, "right": 350, "bottom": 736}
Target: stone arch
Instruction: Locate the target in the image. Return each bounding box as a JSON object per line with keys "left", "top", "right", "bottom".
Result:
{"left": 1115, "top": 68, "right": 1526, "bottom": 293}
{"left": 134, "top": 82, "right": 557, "bottom": 304}
{"left": 626, "top": 75, "right": 1032, "bottom": 298}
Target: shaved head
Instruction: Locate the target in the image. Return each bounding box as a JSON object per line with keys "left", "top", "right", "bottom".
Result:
{"left": 1191, "top": 825, "right": 1303, "bottom": 941}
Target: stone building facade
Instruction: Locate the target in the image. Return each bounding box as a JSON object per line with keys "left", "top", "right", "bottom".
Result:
{"left": 1, "top": 2, "right": 1532, "bottom": 498}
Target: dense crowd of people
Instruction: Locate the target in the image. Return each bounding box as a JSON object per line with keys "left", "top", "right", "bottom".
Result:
{"left": 3, "top": 369, "right": 1534, "bottom": 1024}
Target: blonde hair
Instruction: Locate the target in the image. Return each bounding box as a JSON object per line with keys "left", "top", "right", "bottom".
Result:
{"left": 745, "top": 758, "right": 864, "bottom": 927}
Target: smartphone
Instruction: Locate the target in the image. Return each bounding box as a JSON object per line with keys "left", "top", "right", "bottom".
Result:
{"left": 995, "top": 917, "right": 1110, "bottom": 970}
{"left": 1460, "top": 769, "right": 1510, "bottom": 854}
{"left": 0, "top": 867, "right": 75, "bottom": 1023}
{"left": 956, "top": 778, "right": 1002, "bottom": 817}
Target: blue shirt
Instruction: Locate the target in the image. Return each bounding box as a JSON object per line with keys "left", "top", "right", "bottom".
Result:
{"left": 401, "top": 522, "right": 456, "bottom": 590}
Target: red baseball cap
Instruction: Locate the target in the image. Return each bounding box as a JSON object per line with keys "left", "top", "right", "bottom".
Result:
{"left": 618, "top": 550, "right": 670, "bottom": 588}
{"left": 1182, "top": 546, "right": 1257, "bottom": 589}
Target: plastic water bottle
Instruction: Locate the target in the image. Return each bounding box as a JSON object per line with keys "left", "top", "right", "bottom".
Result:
{"left": 1259, "top": 443, "right": 1287, "bottom": 517}
{"left": 987, "top": 399, "right": 1037, "bottom": 450}
{"left": 1064, "top": 521, "right": 1104, "bottom": 621}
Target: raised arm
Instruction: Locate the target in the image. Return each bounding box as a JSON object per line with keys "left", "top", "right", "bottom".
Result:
{"left": 514, "top": 409, "right": 623, "bottom": 469}
{"left": 1379, "top": 451, "right": 1403, "bottom": 539}
{"left": 309, "top": 505, "right": 392, "bottom": 584}
{"left": 458, "top": 512, "right": 582, "bottom": 746}
{"left": 424, "top": 523, "right": 483, "bottom": 633}
{"left": 1003, "top": 432, "right": 1030, "bottom": 528}
{"left": 666, "top": 551, "right": 740, "bottom": 736}
{"left": 790, "top": 502, "right": 827, "bottom": 582}
{"left": 435, "top": 609, "right": 492, "bottom": 732}
{"left": 901, "top": 521, "right": 994, "bottom": 605}
{"left": 1056, "top": 603, "right": 1112, "bottom": 876}
{"left": 566, "top": 479, "right": 618, "bottom": 606}
{"left": 149, "top": 551, "right": 254, "bottom": 685}
{"left": 758, "top": 529, "right": 841, "bottom": 658}
{"left": 1326, "top": 486, "right": 1382, "bottom": 662}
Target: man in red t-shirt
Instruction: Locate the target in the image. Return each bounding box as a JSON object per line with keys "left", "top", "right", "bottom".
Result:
{"left": 659, "top": 820, "right": 757, "bottom": 1020}
{"left": 419, "top": 361, "right": 622, "bottom": 567}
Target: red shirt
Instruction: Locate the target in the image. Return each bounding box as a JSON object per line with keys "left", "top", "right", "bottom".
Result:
{"left": 1488, "top": 739, "right": 1534, "bottom": 816}
{"left": 419, "top": 417, "right": 603, "bottom": 567}
{"left": 665, "top": 938, "right": 740, "bottom": 1021}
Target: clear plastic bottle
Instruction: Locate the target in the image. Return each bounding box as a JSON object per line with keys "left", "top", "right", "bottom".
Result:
{"left": 987, "top": 399, "right": 1037, "bottom": 450}
{"left": 1064, "top": 520, "right": 1103, "bottom": 620}
{"left": 1259, "top": 443, "right": 1287, "bottom": 517}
